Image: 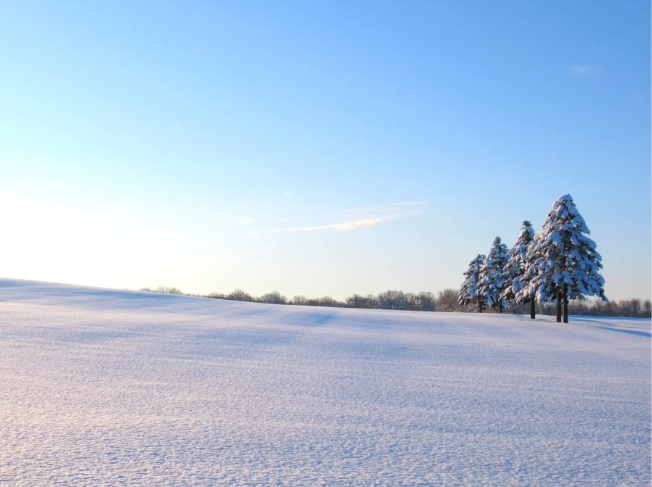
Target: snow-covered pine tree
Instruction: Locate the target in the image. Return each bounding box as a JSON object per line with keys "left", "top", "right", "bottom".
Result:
{"left": 518, "top": 194, "right": 607, "bottom": 323}
{"left": 502, "top": 221, "right": 536, "bottom": 318}
{"left": 477, "top": 237, "right": 510, "bottom": 313}
{"left": 458, "top": 254, "right": 486, "bottom": 313}
{"left": 517, "top": 247, "right": 560, "bottom": 319}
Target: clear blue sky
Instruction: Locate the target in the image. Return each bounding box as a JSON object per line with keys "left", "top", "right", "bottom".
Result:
{"left": 1, "top": 1, "right": 649, "bottom": 300}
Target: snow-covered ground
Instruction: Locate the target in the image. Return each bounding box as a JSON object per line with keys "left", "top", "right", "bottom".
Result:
{"left": 0, "top": 279, "right": 649, "bottom": 486}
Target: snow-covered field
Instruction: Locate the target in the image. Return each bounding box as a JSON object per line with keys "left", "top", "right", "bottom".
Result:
{"left": 0, "top": 279, "right": 649, "bottom": 486}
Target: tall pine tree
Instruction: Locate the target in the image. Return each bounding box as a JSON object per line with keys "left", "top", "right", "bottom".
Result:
{"left": 502, "top": 221, "right": 536, "bottom": 317}
{"left": 518, "top": 194, "right": 607, "bottom": 323}
{"left": 477, "top": 237, "right": 509, "bottom": 313}
{"left": 459, "top": 254, "right": 486, "bottom": 313}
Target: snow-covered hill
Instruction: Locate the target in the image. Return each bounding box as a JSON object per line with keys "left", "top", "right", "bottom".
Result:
{"left": 0, "top": 279, "right": 649, "bottom": 485}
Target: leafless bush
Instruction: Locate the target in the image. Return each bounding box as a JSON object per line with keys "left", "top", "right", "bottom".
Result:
{"left": 311, "top": 296, "right": 339, "bottom": 307}
{"left": 140, "top": 286, "right": 183, "bottom": 295}
{"left": 205, "top": 292, "right": 227, "bottom": 299}
{"left": 257, "top": 291, "right": 287, "bottom": 305}
{"left": 346, "top": 294, "right": 377, "bottom": 308}
{"left": 413, "top": 291, "right": 436, "bottom": 311}
{"left": 227, "top": 289, "right": 253, "bottom": 301}
{"left": 434, "top": 289, "right": 461, "bottom": 312}
{"left": 376, "top": 290, "right": 407, "bottom": 310}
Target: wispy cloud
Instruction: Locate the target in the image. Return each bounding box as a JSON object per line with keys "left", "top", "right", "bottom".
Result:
{"left": 343, "top": 201, "right": 427, "bottom": 219}
{"left": 282, "top": 217, "right": 386, "bottom": 232}
{"left": 569, "top": 65, "right": 595, "bottom": 76}
{"left": 245, "top": 201, "right": 427, "bottom": 236}
{"left": 283, "top": 192, "right": 293, "bottom": 197}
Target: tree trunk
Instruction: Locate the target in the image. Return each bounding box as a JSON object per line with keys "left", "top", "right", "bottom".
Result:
{"left": 563, "top": 283, "right": 569, "bottom": 323}
{"left": 498, "top": 299, "right": 503, "bottom": 314}
{"left": 530, "top": 296, "right": 536, "bottom": 320}
{"left": 556, "top": 289, "right": 562, "bottom": 323}
{"left": 479, "top": 301, "right": 483, "bottom": 313}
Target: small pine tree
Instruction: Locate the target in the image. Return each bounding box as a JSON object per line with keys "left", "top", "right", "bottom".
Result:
{"left": 516, "top": 232, "right": 552, "bottom": 313}
{"left": 518, "top": 194, "right": 607, "bottom": 323}
{"left": 459, "top": 254, "right": 487, "bottom": 312}
{"left": 502, "top": 221, "right": 536, "bottom": 315}
{"left": 477, "top": 237, "right": 510, "bottom": 312}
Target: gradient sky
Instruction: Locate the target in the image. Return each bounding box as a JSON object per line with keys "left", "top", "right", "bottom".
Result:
{"left": 1, "top": 1, "right": 650, "bottom": 301}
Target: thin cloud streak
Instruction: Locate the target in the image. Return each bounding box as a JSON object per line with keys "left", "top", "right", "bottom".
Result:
{"left": 245, "top": 201, "right": 427, "bottom": 236}
{"left": 283, "top": 217, "right": 385, "bottom": 232}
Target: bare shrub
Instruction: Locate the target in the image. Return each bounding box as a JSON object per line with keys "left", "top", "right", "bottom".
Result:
{"left": 228, "top": 289, "right": 253, "bottom": 301}
{"left": 140, "top": 286, "right": 183, "bottom": 295}
{"left": 258, "top": 291, "right": 287, "bottom": 305}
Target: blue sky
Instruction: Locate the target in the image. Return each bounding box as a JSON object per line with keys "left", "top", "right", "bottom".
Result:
{"left": 1, "top": 1, "right": 649, "bottom": 300}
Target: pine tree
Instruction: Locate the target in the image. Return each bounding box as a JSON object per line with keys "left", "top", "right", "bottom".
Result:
{"left": 477, "top": 237, "right": 510, "bottom": 312}
{"left": 518, "top": 194, "right": 607, "bottom": 323}
{"left": 502, "top": 221, "right": 536, "bottom": 317}
{"left": 458, "top": 254, "right": 486, "bottom": 312}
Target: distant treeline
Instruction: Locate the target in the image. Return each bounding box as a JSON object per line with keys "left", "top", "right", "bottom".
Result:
{"left": 139, "top": 286, "right": 651, "bottom": 318}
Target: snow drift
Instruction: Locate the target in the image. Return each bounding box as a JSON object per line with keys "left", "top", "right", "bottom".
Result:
{"left": 0, "top": 279, "right": 649, "bottom": 485}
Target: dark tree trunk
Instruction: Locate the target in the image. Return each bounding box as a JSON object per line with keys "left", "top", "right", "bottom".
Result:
{"left": 556, "top": 289, "right": 562, "bottom": 323}
{"left": 563, "top": 283, "right": 569, "bottom": 323}
{"left": 479, "top": 301, "right": 483, "bottom": 313}
{"left": 498, "top": 299, "right": 503, "bottom": 314}
{"left": 530, "top": 297, "right": 536, "bottom": 320}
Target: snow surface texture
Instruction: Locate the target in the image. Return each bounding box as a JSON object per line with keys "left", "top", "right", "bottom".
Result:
{"left": 0, "top": 279, "right": 649, "bottom": 486}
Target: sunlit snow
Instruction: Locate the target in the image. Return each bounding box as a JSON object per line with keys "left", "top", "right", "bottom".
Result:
{"left": 0, "top": 279, "right": 649, "bottom": 485}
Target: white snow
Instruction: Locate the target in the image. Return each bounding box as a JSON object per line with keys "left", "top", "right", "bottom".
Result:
{"left": 0, "top": 279, "right": 649, "bottom": 485}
